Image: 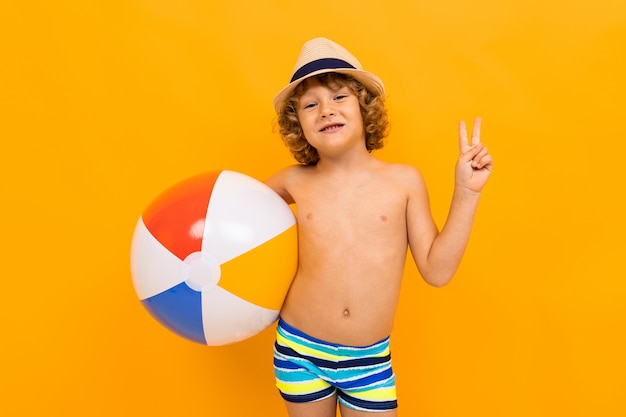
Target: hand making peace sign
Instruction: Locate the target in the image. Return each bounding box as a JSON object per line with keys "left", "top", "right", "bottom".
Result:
{"left": 456, "top": 117, "right": 493, "bottom": 193}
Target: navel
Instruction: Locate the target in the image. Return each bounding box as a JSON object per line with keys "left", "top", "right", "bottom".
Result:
{"left": 343, "top": 309, "right": 350, "bottom": 318}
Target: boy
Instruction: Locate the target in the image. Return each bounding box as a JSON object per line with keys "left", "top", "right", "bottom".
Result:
{"left": 266, "top": 38, "right": 493, "bottom": 417}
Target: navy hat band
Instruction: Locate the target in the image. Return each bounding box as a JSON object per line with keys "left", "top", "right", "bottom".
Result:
{"left": 290, "top": 58, "right": 356, "bottom": 83}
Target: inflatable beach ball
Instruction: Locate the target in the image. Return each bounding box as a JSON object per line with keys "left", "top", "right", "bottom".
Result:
{"left": 130, "top": 170, "right": 297, "bottom": 345}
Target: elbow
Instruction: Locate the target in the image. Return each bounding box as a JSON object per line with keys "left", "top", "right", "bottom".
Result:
{"left": 426, "top": 278, "right": 453, "bottom": 288}
{"left": 415, "top": 252, "right": 461, "bottom": 287}
{"left": 422, "top": 272, "right": 455, "bottom": 288}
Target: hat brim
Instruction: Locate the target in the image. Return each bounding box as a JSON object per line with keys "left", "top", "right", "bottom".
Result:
{"left": 273, "top": 68, "right": 385, "bottom": 114}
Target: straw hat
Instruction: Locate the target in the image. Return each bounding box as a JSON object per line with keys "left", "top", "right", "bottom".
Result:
{"left": 273, "top": 38, "right": 385, "bottom": 113}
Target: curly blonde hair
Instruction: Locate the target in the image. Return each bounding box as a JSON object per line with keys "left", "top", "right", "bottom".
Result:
{"left": 276, "top": 73, "right": 389, "bottom": 165}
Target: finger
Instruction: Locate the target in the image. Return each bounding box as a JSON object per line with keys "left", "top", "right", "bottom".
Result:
{"left": 471, "top": 146, "right": 490, "bottom": 168}
{"left": 460, "top": 143, "right": 484, "bottom": 163}
{"left": 475, "top": 153, "right": 494, "bottom": 170}
{"left": 459, "top": 120, "right": 468, "bottom": 150}
{"left": 472, "top": 117, "right": 482, "bottom": 146}
{"left": 473, "top": 148, "right": 493, "bottom": 168}
{"left": 474, "top": 146, "right": 489, "bottom": 161}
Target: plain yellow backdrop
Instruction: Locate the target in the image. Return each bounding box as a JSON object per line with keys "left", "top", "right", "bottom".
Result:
{"left": 1, "top": 0, "right": 625, "bottom": 416}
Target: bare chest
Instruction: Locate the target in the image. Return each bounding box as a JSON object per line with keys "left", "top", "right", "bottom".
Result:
{"left": 294, "top": 182, "right": 407, "bottom": 241}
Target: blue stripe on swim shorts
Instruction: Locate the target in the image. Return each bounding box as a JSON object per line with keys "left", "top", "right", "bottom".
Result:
{"left": 274, "top": 318, "right": 397, "bottom": 412}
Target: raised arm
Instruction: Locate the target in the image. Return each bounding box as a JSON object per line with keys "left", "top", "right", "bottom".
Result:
{"left": 408, "top": 118, "right": 493, "bottom": 287}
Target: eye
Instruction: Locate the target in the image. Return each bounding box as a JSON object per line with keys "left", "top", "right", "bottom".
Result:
{"left": 334, "top": 94, "right": 348, "bottom": 101}
{"left": 302, "top": 102, "right": 317, "bottom": 110}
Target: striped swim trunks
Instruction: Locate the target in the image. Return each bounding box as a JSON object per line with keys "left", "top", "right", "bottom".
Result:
{"left": 274, "top": 318, "right": 397, "bottom": 412}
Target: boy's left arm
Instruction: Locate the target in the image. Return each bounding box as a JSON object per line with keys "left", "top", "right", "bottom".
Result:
{"left": 410, "top": 118, "right": 493, "bottom": 286}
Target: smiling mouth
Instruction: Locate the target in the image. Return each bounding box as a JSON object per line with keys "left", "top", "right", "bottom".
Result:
{"left": 320, "top": 123, "right": 344, "bottom": 132}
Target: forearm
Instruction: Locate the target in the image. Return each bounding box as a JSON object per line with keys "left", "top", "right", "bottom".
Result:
{"left": 422, "top": 186, "right": 481, "bottom": 286}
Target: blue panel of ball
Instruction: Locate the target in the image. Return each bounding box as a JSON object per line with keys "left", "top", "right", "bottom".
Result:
{"left": 141, "top": 282, "right": 205, "bottom": 344}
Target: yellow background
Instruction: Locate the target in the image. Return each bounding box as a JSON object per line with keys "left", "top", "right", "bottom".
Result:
{"left": 2, "top": 1, "right": 625, "bottom": 416}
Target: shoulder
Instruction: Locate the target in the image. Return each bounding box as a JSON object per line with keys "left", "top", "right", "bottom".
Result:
{"left": 375, "top": 163, "right": 430, "bottom": 207}
{"left": 382, "top": 163, "right": 426, "bottom": 188}
{"left": 267, "top": 164, "right": 310, "bottom": 183}
{"left": 264, "top": 164, "right": 309, "bottom": 204}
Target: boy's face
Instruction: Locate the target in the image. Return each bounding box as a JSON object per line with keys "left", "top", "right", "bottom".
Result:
{"left": 296, "top": 78, "right": 365, "bottom": 159}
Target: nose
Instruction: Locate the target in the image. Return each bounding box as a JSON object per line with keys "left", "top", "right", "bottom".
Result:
{"left": 320, "top": 100, "right": 335, "bottom": 118}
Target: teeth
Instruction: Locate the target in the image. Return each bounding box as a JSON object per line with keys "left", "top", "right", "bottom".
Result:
{"left": 321, "top": 124, "right": 342, "bottom": 132}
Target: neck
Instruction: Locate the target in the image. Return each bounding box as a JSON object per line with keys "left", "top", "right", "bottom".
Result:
{"left": 315, "top": 150, "right": 378, "bottom": 174}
